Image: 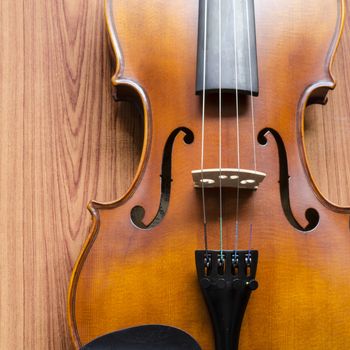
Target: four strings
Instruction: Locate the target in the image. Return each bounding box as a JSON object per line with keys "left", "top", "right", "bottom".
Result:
{"left": 200, "top": 0, "right": 257, "bottom": 257}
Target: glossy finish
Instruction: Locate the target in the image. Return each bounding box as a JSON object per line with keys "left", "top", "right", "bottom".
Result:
{"left": 68, "top": 1, "right": 350, "bottom": 349}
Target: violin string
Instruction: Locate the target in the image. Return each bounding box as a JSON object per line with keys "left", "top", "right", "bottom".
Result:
{"left": 233, "top": 0, "right": 241, "bottom": 258}
{"left": 219, "top": 0, "right": 224, "bottom": 261}
{"left": 200, "top": 0, "right": 209, "bottom": 254}
{"left": 245, "top": 0, "right": 257, "bottom": 173}
{"left": 245, "top": 0, "right": 257, "bottom": 258}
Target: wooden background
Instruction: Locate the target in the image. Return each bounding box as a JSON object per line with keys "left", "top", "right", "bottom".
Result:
{"left": 0, "top": 1, "right": 349, "bottom": 349}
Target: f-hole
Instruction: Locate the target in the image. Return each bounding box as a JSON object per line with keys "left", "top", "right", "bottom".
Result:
{"left": 131, "top": 127, "right": 194, "bottom": 230}
{"left": 258, "top": 127, "right": 319, "bottom": 232}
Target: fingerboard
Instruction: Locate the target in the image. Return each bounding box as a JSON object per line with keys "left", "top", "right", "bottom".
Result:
{"left": 196, "top": 0, "right": 259, "bottom": 96}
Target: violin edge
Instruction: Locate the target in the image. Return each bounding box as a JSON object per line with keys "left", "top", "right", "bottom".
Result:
{"left": 68, "top": 1, "right": 154, "bottom": 348}
{"left": 67, "top": 203, "right": 100, "bottom": 349}
{"left": 299, "top": 0, "right": 350, "bottom": 213}
{"left": 101, "top": 0, "right": 152, "bottom": 210}
{"left": 105, "top": 0, "right": 122, "bottom": 83}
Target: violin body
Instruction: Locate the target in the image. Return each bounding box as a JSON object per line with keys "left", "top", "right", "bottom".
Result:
{"left": 68, "top": 1, "right": 350, "bottom": 349}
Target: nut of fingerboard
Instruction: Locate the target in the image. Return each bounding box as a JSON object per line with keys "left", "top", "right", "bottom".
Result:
{"left": 191, "top": 168, "right": 266, "bottom": 190}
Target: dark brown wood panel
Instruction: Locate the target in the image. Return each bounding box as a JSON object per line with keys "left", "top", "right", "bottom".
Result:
{"left": 0, "top": 0, "right": 348, "bottom": 348}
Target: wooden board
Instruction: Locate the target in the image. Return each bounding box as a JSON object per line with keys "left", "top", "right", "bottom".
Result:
{"left": 0, "top": 0, "right": 348, "bottom": 348}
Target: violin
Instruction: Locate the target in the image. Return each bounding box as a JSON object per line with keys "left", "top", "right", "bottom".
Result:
{"left": 68, "top": 0, "right": 350, "bottom": 349}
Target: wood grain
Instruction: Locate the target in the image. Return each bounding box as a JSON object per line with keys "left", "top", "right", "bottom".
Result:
{"left": 305, "top": 10, "right": 350, "bottom": 206}
{"left": 0, "top": 1, "right": 142, "bottom": 349}
{"left": 0, "top": 0, "right": 349, "bottom": 349}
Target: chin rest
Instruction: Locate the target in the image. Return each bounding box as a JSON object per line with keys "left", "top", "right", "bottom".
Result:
{"left": 81, "top": 325, "right": 202, "bottom": 350}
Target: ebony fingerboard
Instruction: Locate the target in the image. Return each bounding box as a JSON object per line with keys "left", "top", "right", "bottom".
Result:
{"left": 196, "top": 0, "right": 259, "bottom": 96}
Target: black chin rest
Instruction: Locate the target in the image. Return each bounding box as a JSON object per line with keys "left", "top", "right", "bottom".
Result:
{"left": 81, "top": 325, "right": 202, "bottom": 350}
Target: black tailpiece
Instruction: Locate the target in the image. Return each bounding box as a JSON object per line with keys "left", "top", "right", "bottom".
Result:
{"left": 195, "top": 250, "right": 258, "bottom": 350}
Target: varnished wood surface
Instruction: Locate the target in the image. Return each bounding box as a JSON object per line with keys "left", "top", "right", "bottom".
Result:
{"left": 71, "top": 0, "right": 350, "bottom": 349}
{"left": 0, "top": 0, "right": 349, "bottom": 349}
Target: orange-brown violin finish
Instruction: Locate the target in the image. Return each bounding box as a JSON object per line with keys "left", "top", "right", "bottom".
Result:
{"left": 68, "top": 1, "right": 350, "bottom": 349}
